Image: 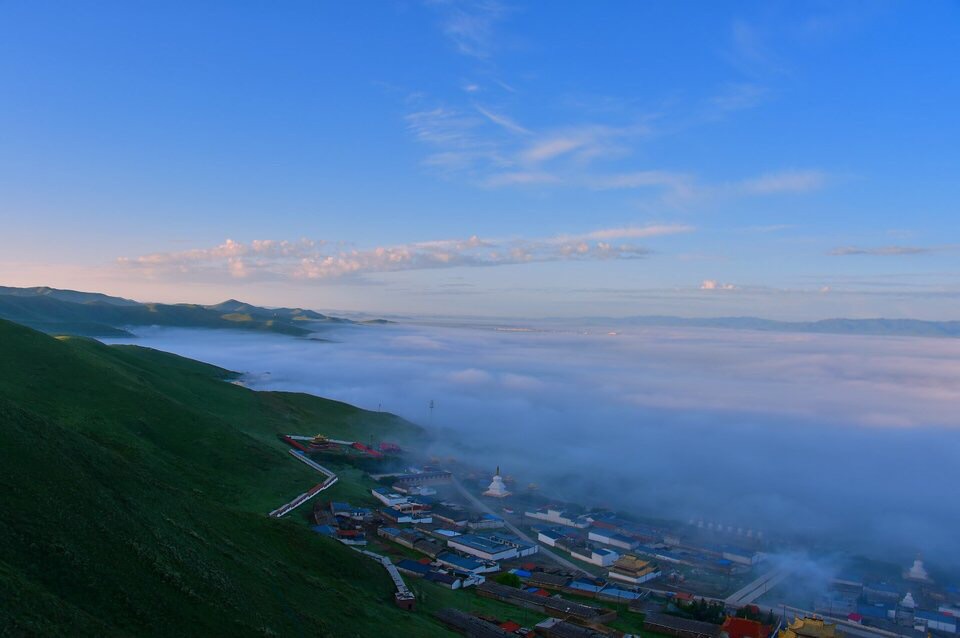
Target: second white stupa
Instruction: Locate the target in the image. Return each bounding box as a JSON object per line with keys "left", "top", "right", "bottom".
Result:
{"left": 483, "top": 466, "right": 512, "bottom": 498}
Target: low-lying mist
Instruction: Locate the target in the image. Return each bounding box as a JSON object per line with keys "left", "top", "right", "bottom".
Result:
{"left": 106, "top": 322, "right": 960, "bottom": 572}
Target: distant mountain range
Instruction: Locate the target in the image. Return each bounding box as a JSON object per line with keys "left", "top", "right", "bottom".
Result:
{"left": 597, "top": 315, "right": 960, "bottom": 338}
{"left": 3, "top": 285, "right": 956, "bottom": 339}
{"left": 0, "top": 286, "right": 379, "bottom": 337}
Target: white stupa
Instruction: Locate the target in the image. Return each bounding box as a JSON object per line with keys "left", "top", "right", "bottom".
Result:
{"left": 901, "top": 592, "right": 916, "bottom": 609}
{"left": 905, "top": 557, "right": 932, "bottom": 583}
{"left": 483, "top": 466, "right": 512, "bottom": 498}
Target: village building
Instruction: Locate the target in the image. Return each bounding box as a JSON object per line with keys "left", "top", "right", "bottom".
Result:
{"left": 524, "top": 507, "right": 591, "bottom": 528}
{"left": 568, "top": 545, "right": 620, "bottom": 567}
{"left": 371, "top": 487, "right": 408, "bottom": 507}
{"left": 608, "top": 554, "right": 661, "bottom": 585}
{"left": 644, "top": 613, "right": 722, "bottom": 638}
{"left": 588, "top": 529, "right": 639, "bottom": 550}
{"left": 526, "top": 571, "right": 572, "bottom": 590}
{"left": 446, "top": 533, "right": 537, "bottom": 561}
{"left": 778, "top": 617, "right": 836, "bottom": 638}
{"left": 434, "top": 608, "right": 516, "bottom": 637}
{"left": 329, "top": 501, "right": 373, "bottom": 522}
{"left": 379, "top": 507, "right": 432, "bottom": 525}
{"left": 721, "top": 617, "right": 771, "bottom": 638}
{"left": 436, "top": 552, "right": 498, "bottom": 575}
{"left": 467, "top": 513, "right": 506, "bottom": 530}
{"left": 430, "top": 505, "right": 469, "bottom": 528}
{"left": 538, "top": 528, "right": 566, "bottom": 547}
{"left": 536, "top": 617, "right": 608, "bottom": 637}
{"left": 914, "top": 610, "right": 957, "bottom": 634}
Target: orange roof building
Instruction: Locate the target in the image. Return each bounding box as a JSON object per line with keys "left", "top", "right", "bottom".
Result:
{"left": 722, "top": 617, "right": 771, "bottom": 638}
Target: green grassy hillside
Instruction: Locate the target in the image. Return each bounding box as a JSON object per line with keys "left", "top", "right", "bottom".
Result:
{"left": 0, "top": 318, "right": 453, "bottom": 637}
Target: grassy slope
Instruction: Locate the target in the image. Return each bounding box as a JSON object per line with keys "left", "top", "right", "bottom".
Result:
{"left": 0, "top": 319, "right": 453, "bottom": 637}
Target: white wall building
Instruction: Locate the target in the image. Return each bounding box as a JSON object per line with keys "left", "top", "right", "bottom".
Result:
{"left": 588, "top": 530, "right": 639, "bottom": 550}
{"left": 718, "top": 546, "right": 765, "bottom": 565}
{"left": 371, "top": 488, "right": 408, "bottom": 507}
{"left": 569, "top": 546, "right": 620, "bottom": 567}
{"left": 538, "top": 529, "right": 564, "bottom": 547}
{"left": 447, "top": 535, "right": 518, "bottom": 561}
{"left": 525, "top": 508, "right": 590, "bottom": 529}
{"left": 488, "top": 534, "right": 539, "bottom": 558}
{"left": 915, "top": 611, "right": 957, "bottom": 634}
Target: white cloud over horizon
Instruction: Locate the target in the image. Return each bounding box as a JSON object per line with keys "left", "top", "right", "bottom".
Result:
{"left": 700, "top": 279, "right": 738, "bottom": 291}
{"left": 117, "top": 224, "right": 695, "bottom": 283}
{"left": 829, "top": 244, "right": 954, "bottom": 257}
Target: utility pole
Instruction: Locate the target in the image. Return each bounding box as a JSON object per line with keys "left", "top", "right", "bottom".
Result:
{"left": 429, "top": 399, "right": 435, "bottom": 420}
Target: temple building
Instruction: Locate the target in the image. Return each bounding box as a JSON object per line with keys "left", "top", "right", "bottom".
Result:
{"left": 608, "top": 555, "right": 661, "bottom": 585}
{"left": 778, "top": 617, "right": 836, "bottom": 638}
{"left": 483, "top": 467, "right": 512, "bottom": 498}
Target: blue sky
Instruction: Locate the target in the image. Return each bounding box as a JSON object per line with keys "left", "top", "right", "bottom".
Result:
{"left": 1, "top": 1, "right": 958, "bottom": 318}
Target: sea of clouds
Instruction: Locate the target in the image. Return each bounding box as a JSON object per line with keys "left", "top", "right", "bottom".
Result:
{"left": 105, "top": 321, "right": 960, "bottom": 571}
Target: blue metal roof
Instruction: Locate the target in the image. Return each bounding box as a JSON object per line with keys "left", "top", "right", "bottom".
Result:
{"left": 437, "top": 552, "right": 485, "bottom": 571}
{"left": 568, "top": 579, "right": 605, "bottom": 592}
{"left": 450, "top": 534, "right": 513, "bottom": 554}
{"left": 486, "top": 533, "right": 535, "bottom": 550}
{"left": 857, "top": 604, "right": 892, "bottom": 619}
{"left": 601, "top": 588, "right": 642, "bottom": 600}
{"left": 916, "top": 611, "right": 955, "bottom": 623}
{"left": 396, "top": 559, "right": 431, "bottom": 575}
{"left": 592, "top": 529, "right": 635, "bottom": 544}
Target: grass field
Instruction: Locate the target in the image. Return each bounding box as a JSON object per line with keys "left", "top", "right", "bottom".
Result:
{"left": 0, "top": 318, "right": 456, "bottom": 636}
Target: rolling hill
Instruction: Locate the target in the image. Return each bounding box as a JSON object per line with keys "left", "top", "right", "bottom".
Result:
{"left": 0, "top": 318, "right": 452, "bottom": 636}
{"left": 0, "top": 286, "right": 360, "bottom": 338}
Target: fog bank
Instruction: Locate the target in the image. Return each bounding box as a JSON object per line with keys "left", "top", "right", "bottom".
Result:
{"left": 106, "top": 322, "right": 960, "bottom": 571}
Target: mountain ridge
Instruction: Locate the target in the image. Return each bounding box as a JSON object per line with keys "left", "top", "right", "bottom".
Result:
{"left": 0, "top": 286, "right": 367, "bottom": 337}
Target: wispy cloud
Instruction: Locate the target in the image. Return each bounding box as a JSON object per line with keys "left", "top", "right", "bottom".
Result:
{"left": 428, "top": 0, "right": 507, "bottom": 59}
{"left": 578, "top": 225, "right": 694, "bottom": 241}
{"left": 700, "top": 279, "right": 738, "bottom": 291}
{"left": 483, "top": 170, "right": 558, "bottom": 187}
{"left": 586, "top": 170, "right": 696, "bottom": 200}
{"left": 406, "top": 99, "right": 657, "bottom": 187}
{"left": 519, "top": 123, "right": 648, "bottom": 164}
{"left": 739, "top": 169, "right": 826, "bottom": 194}
{"left": 118, "top": 225, "right": 694, "bottom": 283}
{"left": 474, "top": 104, "right": 531, "bottom": 135}
{"left": 404, "top": 106, "right": 507, "bottom": 175}
{"left": 829, "top": 245, "right": 938, "bottom": 256}
{"left": 585, "top": 169, "right": 824, "bottom": 207}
